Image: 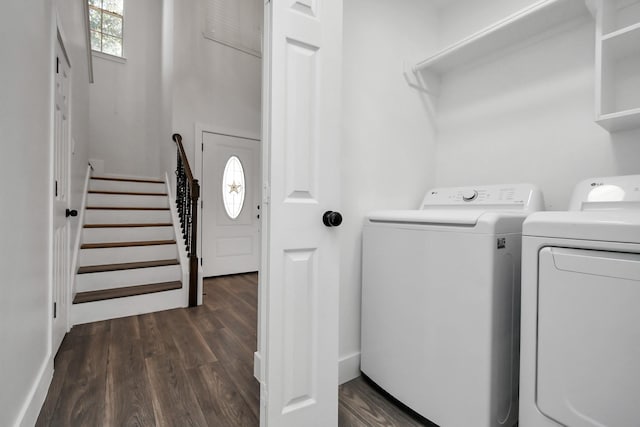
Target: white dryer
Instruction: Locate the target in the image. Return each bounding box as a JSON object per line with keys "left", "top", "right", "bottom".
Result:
{"left": 361, "top": 184, "right": 543, "bottom": 427}
{"left": 519, "top": 175, "right": 640, "bottom": 427}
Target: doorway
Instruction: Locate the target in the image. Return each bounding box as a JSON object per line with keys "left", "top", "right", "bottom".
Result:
{"left": 198, "top": 128, "right": 261, "bottom": 278}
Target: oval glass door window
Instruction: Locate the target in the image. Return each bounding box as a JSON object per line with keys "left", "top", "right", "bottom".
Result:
{"left": 222, "top": 155, "right": 246, "bottom": 219}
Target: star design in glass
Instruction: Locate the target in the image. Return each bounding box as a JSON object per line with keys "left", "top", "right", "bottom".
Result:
{"left": 228, "top": 181, "right": 242, "bottom": 194}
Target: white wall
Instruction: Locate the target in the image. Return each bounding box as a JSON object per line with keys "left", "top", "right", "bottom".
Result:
{"left": 169, "top": 0, "right": 262, "bottom": 172}
{"left": 434, "top": 0, "right": 640, "bottom": 210}
{"left": 159, "top": 0, "right": 175, "bottom": 181}
{"left": 340, "top": 0, "right": 438, "bottom": 382}
{"left": 89, "top": 0, "right": 162, "bottom": 177}
{"left": 0, "top": 1, "right": 90, "bottom": 425}
{"left": 437, "top": 0, "right": 536, "bottom": 48}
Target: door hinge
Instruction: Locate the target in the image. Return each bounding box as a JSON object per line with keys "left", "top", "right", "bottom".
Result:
{"left": 202, "top": 143, "right": 204, "bottom": 152}
{"left": 55, "top": 180, "right": 58, "bottom": 197}
{"left": 262, "top": 182, "right": 270, "bottom": 204}
{"left": 56, "top": 57, "right": 59, "bottom": 74}
{"left": 200, "top": 258, "right": 203, "bottom": 266}
{"left": 201, "top": 200, "right": 203, "bottom": 209}
{"left": 53, "top": 302, "right": 57, "bottom": 319}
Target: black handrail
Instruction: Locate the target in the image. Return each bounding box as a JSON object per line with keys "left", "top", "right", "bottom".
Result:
{"left": 173, "top": 133, "right": 200, "bottom": 307}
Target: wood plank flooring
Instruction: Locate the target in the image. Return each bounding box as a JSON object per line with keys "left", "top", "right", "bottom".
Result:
{"left": 339, "top": 377, "right": 435, "bottom": 427}
{"left": 37, "top": 273, "right": 431, "bottom": 427}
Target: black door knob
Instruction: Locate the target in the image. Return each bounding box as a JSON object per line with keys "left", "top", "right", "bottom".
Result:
{"left": 66, "top": 209, "right": 78, "bottom": 218}
{"left": 323, "top": 211, "right": 342, "bottom": 227}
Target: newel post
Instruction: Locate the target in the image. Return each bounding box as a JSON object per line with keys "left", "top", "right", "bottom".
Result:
{"left": 188, "top": 179, "right": 200, "bottom": 307}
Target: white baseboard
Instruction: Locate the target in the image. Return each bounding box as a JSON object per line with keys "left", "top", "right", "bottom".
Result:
{"left": 339, "top": 351, "right": 361, "bottom": 385}
{"left": 88, "top": 158, "right": 104, "bottom": 174}
{"left": 70, "top": 165, "right": 92, "bottom": 301}
{"left": 254, "top": 351, "right": 262, "bottom": 382}
{"left": 16, "top": 357, "right": 53, "bottom": 427}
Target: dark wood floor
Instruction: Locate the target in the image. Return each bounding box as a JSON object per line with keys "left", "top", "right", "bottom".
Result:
{"left": 37, "top": 273, "right": 430, "bottom": 426}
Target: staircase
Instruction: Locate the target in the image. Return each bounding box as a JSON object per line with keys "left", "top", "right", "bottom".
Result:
{"left": 71, "top": 175, "right": 187, "bottom": 324}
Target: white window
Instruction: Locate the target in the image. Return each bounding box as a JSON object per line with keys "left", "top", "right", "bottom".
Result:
{"left": 204, "top": 0, "right": 262, "bottom": 57}
{"left": 89, "top": 0, "right": 124, "bottom": 57}
{"left": 222, "top": 156, "right": 246, "bottom": 219}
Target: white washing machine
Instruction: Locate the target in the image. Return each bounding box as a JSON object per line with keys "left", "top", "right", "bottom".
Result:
{"left": 361, "top": 184, "right": 543, "bottom": 427}
{"left": 519, "top": 175, "right": 640, "bottom": 427}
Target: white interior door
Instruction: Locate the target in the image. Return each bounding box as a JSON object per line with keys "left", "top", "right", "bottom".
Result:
{"left": 201, "top": 131, "right": 261, "bottom": 277}
{"left": 52, "top": 35, "right": 71, "bottom": 354}
{"left": 260, "top": 0, "right": 343, "bottom": 426}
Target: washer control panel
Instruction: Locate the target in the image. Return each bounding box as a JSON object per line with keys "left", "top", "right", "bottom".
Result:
{"left": 461, "top": 190, "right": 478, "bottom": 202}
{"left": 421, "top": 184, "right": 543, "bottom": 212}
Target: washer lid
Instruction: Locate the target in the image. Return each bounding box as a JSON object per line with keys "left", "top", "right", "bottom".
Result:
{"left": 368, "top": 210, "right": 484, "bottom": 226}
{"left": 524, "top": 211, "right": 640, "bottom": 244}
{"left": 367, "top": 209, "right": 529, "bottom": 233}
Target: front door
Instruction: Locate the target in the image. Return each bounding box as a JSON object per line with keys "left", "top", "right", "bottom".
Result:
{"left": 260, "top": 0, "right": 344, "bottom": 425}
{"left": 52, "top": 33, "right": 71, "bottom": 354}
{"left": 201, "top": 131, "right": 261, "bottom": 277}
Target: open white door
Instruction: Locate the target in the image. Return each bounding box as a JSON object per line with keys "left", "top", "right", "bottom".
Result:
{"left": 52, "top": 33, "right": 71, "bottom": 354}
{"left": 260, "top": 0, "right": 343, "bottom": 426}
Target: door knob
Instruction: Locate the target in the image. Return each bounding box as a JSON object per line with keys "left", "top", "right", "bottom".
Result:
{"left": 66, "top": 209, "right": 78, "bottom": 218}
{"left": 323, "top": 211, "right": 342, "bottom": 227}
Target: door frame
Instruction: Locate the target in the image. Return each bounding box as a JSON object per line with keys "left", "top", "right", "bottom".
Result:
{"left": 193, "top": 123, "right": 262, "bottom": 280}
{"left": 193, "top": 122, "right": 262, "bottom": 274}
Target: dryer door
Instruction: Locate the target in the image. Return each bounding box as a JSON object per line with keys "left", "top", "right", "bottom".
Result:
{"left": 537, "top": 247, "right": 640, "bottom": 426}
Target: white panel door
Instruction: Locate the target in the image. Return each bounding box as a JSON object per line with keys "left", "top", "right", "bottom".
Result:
{"left": 201, "top": 132, "right": 260, "bottom": 276}
{"left": 261, "top": 0, "right": 343, "bottom": 426}
{"left": 52, "top": 37, "right": 71, "bottom": 354}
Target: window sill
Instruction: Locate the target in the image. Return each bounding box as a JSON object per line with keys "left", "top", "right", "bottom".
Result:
{"left": 91, "top": 50, "right": 127, "bottom": 64}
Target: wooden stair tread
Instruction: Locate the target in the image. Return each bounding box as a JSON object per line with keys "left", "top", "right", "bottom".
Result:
{"left": 91, "top": 176, "right": 164, "bottom": 184}
{"left": 78, "top": 259, "right": 179, "bottom": 274}
{"left": 86, "top": 206, "right": 169, "bottom": 211}
{"left": 81, "top": 240, "right": 176, "bottom": 249}
{"left": 84, "top": 223, "right": 173, "bottom": 228}
{"left": 73, "top": 281, "right": 182, "bottom": 304}
{"left": 89, "top": 190, "right": 168, "bottom": 196}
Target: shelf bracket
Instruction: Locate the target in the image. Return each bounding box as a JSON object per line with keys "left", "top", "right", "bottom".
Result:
{"left": 403, "top": 61, "right": 440, "bottom": 96}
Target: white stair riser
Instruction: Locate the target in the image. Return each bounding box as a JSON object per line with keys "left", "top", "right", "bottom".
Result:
{"left": 85, "top": 209, "right": 171, "bottom": 224}
{"left": 71, "top": 288, "right": 186, "bottom": 325}
{"left": 83, "top": 226, "right": 175, "bottom": 244}
{"left": 89, "top": 180, "right": 166, "bottom": 194}
{"left": 76, "top": 265, "right": 181, "bottom": 292}
{"left": 79, "top": 244, "right": 178, "bottom": 266}
{"left": 88, "top": 193, "right": 169, "bottom": 208}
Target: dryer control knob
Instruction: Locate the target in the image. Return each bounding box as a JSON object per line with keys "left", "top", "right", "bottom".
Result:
{"left": 462, "top": 190, "right": 478, "bottom": 202}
